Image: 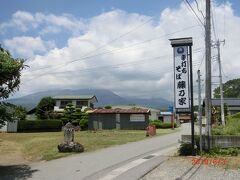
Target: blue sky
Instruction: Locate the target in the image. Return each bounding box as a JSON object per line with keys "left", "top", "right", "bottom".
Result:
{"left": 1, "top": 1, "right": 240, "bottom": 100}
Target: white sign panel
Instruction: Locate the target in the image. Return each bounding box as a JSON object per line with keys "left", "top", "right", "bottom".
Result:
{"left": 174, "top": 46, "right": 190, "bottom": 109}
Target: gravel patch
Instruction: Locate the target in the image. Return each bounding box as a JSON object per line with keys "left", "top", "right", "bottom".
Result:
{"left": 140, "top": 156, "right": 240, "bottom": 180}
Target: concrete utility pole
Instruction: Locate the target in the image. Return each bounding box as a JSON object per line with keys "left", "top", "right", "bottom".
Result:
{"left": 197, "top": 70, "right": 203, "bottom": 153}
{"left": 216, "top": 39, "right": 225, "bottom": 126}
{"left": 205, "top": 0, "right": 212, "bottom": 149}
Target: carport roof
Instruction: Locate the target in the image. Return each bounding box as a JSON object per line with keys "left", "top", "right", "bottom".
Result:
{"left": 91, "top": 108, "right": 150, "bottom": 114}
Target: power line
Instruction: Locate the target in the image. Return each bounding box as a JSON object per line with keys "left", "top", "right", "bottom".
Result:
{"left": 197, "top": 52, "right": 205, "bottom": 70}
{"left": 211, "top": 1, "right": 218, "bottom": 41}
{"left": 183, "top": 0, "right": 205, "bottom": 27}
{"left": 23, "top": 48, "right": 204, "bottom": 82}
{"left": 24, "top": 25, "right": 202, "bottom": 73}
{"left": 25, "top": 17, "right": 153, "bottom": 72}
{"left": 194, "top": 0, "right": 205, "bottom": 20}
{"left": 223, "top": 0, "right": 226, "bottom": 39}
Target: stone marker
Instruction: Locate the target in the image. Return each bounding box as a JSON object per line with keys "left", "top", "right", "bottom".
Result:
{"left": 58, "top": 122, "right": 84, "bottom": 153}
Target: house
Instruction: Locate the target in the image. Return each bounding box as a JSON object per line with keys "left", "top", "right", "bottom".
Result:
{"left": 211, "top": 98, "right": 240, "bottom": 115}
{"left": 53, "top": 95, "right": 98, "bottom": 112}
{"left": 159, "top": 112, "right": 173, "bottom": 123}
{"left": 111, "top": 105, "right": 160, "bottom": 120}
{"left": 88, "top": 108, "right": 151, "bottom": 130}
{"left": 178, "top": 114, "right": 191, "bottom": 123}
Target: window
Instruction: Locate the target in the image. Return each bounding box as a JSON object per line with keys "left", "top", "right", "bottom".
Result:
{"left": 130, "top": 114, "right": 145, "bottom": 122}
{"left": 76, "top": 101, "right": 88, "bottom": 108}
{"left": 60, "top": 100, "right": 72, "bottom": 108}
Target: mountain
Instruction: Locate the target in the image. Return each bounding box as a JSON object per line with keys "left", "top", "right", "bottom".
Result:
{"left": 6, "top": 89, "right": 172, "bottom": 110}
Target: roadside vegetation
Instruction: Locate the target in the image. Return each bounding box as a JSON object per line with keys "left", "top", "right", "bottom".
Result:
{"left": 178, "top": 112, "right": 240, "bottom": 169}
{"left": 149, "top": 120, "right": 177, "bottom": 128}
{"left": 0, "top": 128, "right": 177, "bottom": 162}
{"left": 212, "top": 112, "right": 240, "bottom": 135}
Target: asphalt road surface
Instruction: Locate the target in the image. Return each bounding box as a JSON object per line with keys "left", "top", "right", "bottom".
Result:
{"left": 4, "top": 123, "right": 192, "bottom": 180}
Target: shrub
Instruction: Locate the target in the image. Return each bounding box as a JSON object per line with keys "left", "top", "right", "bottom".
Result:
{"left": 72, "top": 119, "right": 80, "bottom": 126}
{"left": 206, "top": 146, "right": 240, "bottom": 156}
{"left": 79, "top": 119, "right": 88, "bottom": 130}
{"left": 212, "top": 126, "right": 224, "bottom": 135}
{"left": 149, "top": 120, "right": 177, "bottom": 129}
{"left": 212, "top": 113, "right": 240, "bottom": 135}
{"left": 18, "top": 120, "right": 62, "bottom": 132}
{"left": 104, "top": 105, "right": 112, "bottom": 109}
{"left": 178, "top": 143, "right": 193, "bottom": 156}
{"left": 159, "top": 122, "right": 177, "bottom": 128}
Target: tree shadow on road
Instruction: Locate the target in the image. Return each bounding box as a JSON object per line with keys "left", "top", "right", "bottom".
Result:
{"left": 0, "top": 164, "right": 38, "bottom": 180}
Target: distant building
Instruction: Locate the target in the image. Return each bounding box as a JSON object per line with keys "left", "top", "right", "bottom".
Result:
{"left": 88, "top": 108, "right": 151, "bottom": 130}
{"left": 178, "top": 114, "right": 191, "bottom": 123}
{"left": 53, "top": 95, "right": 98, "bottom": 112}
{"left": 211, "top": 98, "right": 240, "bottom": 115}
{"left": 159, "top": 112, "right": 173, "bottom": 123}
{"left": 111, "top": 105, "right": 160, "bottom": 120}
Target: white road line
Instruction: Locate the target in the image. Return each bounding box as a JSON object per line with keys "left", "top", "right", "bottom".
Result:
{"left": 99, "top": 145, "right": 179, "bottom": 180}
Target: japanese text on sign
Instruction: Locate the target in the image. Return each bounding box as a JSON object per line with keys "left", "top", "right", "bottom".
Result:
{"left": 174, "top": 46, "right": 190, "bottom": 109}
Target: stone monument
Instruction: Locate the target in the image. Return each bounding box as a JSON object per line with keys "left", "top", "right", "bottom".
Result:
{"left": 58, "top": 122, "right": 84, "bottom": 153}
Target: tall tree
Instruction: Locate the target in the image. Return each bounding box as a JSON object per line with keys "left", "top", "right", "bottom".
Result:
{"left": 36, "top": 97, "right": 56, "bottom": 119}
{"left": 214, "top": 78, "right": 240, "bottom": 98}
{"left": 0, "top": 47, "right": 26, "bottom": 127}
{"left": 0, "top": 47, "right": 25, "bottom": 99}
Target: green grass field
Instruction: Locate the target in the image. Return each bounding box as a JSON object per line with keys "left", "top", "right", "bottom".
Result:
{"left": 0, "top": 128, "right": 178, "bottom": 162}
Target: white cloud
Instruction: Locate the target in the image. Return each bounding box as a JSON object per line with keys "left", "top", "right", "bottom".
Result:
{"left": 0, "top": 11, "right": 85, "bottom": 35}
{"left": 0, "top": 11, "right": 37, "bottom": 32}
{"left": 3, "top": 2, "right": 240, "bottom": 101}
{"left": 4, "top": 36, "right": 56, "bottom": 57}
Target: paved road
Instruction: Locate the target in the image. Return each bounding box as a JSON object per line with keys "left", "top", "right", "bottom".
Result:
{"left": 10, "top": 123, "right": 191, "bottom": 180}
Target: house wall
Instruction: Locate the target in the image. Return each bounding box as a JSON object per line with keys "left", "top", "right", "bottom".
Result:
{"left": 89, "top": 114, "right": 116, "bottom": 130}
{"left": 149, "top": 111, "right": 159, "bottom": 120}
{"left": 163, "top": 115, "right": 172, "bottom": 123}
{"left": 120, "top": 114, "right": 148, "bottom": 130}
{"left": 55, "top": 99, "right": 92, "bottom": 110}
{"left": 89, "top": 113, "right": 149, "bottom": 130}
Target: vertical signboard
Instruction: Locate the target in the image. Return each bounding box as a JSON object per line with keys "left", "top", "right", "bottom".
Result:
{"left": 174, "top": 46, "right": 190, "bottom": 109}
{"left": 170, "top": 37, "right": 195, "bottom": 155}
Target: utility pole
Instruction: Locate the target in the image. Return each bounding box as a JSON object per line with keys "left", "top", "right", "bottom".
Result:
{"left": 205, "top": 0, "right": 212, "bottom": 149}
{"left": 197, "top": 70, "right": 203, "bottom": 153}
{"left": 216, "top": 39, "right": 225, "bottom": 126}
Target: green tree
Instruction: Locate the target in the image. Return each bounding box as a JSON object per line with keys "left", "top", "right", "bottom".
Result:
{"left": 214, "top": 78, "right": 240, "bottom": 98}
{"left": 0, "top": 47, "right": 25, "bottom": 99}
{"left": 61, "top": 105, "right": 89, "bottom": 129}
{"left": 36, "top": 97, "right": 56, "bottom": 119}
{"left": 0, "top": 103, "right": 14, "bottom": 127}
{"left": 61, "top": 103, "right": 75, "bottom": 124}
{"left": 14, "top": 105, "right": 27, "bottom": 120}
{"left": 0, "top": 47, "right": 26, "bottom": 127}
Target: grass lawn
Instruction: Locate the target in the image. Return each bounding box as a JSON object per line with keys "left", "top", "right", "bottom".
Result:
{"left": 0, "top": 128, "right": 178, "bottom": 162}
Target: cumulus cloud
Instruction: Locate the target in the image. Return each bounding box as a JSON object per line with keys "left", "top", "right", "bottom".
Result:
{"left": 0, "top": 11, "right": 85, "bottom": 35}
{"left": 2, "top": 2, "right": 240, "bottom": 101}
{"left": 4, "top": 36, "right": 56, "bottom": 57}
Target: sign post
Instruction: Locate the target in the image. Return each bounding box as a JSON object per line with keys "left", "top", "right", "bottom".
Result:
{"left": 170, "top": 37, "right": 195, "bottom": 155}
{"left": 168, "top": 106, "right": 174, "bottom": 129}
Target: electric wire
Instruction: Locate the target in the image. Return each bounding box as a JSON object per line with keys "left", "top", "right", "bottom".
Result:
{"left": 183, "top": 0, "right": 205, "bottom": 27}
{"left": 194, "top": 0, "right": 205, "bottom": 20}
{"left": 24, "top": 25, "right": 201, "bottom": 73}
{"left": 23, "top": 48, "right": 204, "bottom": 83}
{"left": 211, "top": 0, "right": 218, "bottom": 41}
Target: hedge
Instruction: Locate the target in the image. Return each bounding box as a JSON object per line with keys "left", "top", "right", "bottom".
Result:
{"left": 149, "top": 120, "right": 177, "bottom": 129}
{"left": 18, "top": 120, "right": 63, "bottom": 132}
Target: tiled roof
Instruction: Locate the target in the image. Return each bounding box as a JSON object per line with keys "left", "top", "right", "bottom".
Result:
{"left": 52, "top": 95, "right": 97, "bottom": 101}
{"left": 211, "top": 98, "right": 240, "bottom": 106}
{"left": 90, "top": 108, "right": 150, "bottom": 114}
